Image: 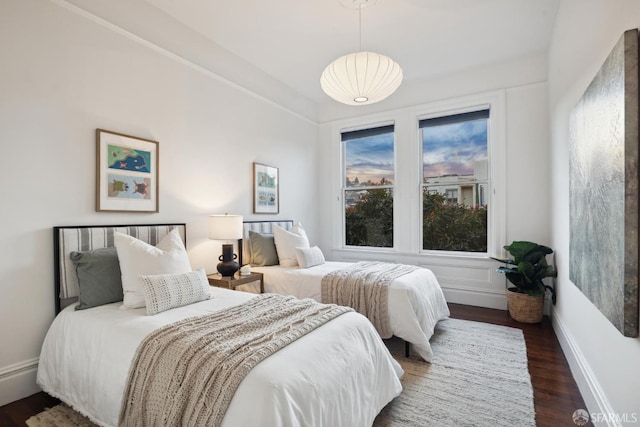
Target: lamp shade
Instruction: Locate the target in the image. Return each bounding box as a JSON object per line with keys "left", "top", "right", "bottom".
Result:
{"left": 320, "top": 51, "right": 403, "bottom": 106}
{"left": 208, "top": 214, "right": 243, "bottom": 240}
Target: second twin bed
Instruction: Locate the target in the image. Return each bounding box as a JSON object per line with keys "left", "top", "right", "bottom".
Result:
{"left": 241, "top": 220, "right": 450, "bottom": 362}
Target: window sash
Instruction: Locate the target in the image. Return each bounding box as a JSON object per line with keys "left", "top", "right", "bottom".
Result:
{"left": 420, "top": 111, "right": 490, "bottom": 254}
{"left": 342, "top": 125, "right": 395, "bottom": 249}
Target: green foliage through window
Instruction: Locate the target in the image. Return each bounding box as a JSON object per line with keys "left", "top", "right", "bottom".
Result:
{"left": 345, "top": 188, "right": 393, "bottom": 247}
{"left": 422, "top": 190, "right": 487, "bottom": 252}
{"left": 344, "top": 188, "right": 487, "bottom": 251}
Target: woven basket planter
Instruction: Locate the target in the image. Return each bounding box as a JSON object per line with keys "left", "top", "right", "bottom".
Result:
{"left": 506, "top": 288, "right": 544, "bottom": 323}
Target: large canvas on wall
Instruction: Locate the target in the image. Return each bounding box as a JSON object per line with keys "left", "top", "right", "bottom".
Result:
{"left": 569, "top": 29, "right": 639, "bottom": 337}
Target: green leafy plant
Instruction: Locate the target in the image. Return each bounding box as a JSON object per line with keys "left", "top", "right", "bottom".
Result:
{"left": 422, "top": 190, "right": 487, "bottom": 252}
{"left": 345, "top": 187, "right": 393, "bottom": 247}
{"left": 492, "top": 241, "right": 558, "bottom": 304}
{"left": 345, "top": 187, "right": 488, "bottom": 251}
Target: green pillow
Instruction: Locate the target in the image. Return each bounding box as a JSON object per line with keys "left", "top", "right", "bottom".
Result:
{"left": 249, "top": 231, "right": 279, "bottom": 266}
{"left": 70, "top": 247, "right": 123, "bottom": 310}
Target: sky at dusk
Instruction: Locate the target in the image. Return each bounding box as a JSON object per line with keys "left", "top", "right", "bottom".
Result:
{"left": 344, "top": 119, "right": 487, "bottom": 186}
{"left": 345, "top": 132, "right": 394, "bottom": 186}
{"left": 422, "top": 119, "right": 487, "bottom": 178}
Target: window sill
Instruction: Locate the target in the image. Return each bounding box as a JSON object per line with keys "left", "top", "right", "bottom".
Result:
{"left": 330, "top": 247, "right": 498, "bottom": 267}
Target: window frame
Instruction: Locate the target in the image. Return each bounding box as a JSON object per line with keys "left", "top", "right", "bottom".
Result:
{"left": 419, "top": 107, "right": 491, "bottom": 255}
{"left": 415, "top": 93, "right": 505, "bottom": 259}
{"left": 328, "top": 91, "right": 506, "bottom": 260}
{"left": 340, "top": 121, "right": 397, "bottom": 251}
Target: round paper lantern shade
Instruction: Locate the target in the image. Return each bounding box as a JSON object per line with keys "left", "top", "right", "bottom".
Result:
{"left": 320, "top": 51, "right": 403, "bottom": 105}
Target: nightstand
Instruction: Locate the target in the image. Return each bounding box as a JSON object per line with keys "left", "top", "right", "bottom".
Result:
{"left": 207, "top": 272, "right": 264, "bottom": 293}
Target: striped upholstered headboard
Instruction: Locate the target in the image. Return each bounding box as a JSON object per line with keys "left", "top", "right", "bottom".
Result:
{"left": 53, "top": 223, "right": 186, "bottom": 314}
{"left": 242, "top": 220, "right": 293, "bottom": 266}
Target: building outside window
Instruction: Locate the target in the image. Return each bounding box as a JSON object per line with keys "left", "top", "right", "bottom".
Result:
{"left": 342, "top": 124, "right": 395, "bottom": 248}
{"left": 420, "top": 109, "right": 489, "bottom": 253}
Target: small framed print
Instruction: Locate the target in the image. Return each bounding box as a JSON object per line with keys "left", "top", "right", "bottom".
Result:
{"left": 253, "top": 162, "right": 279, "bottom": 214}
{"left": 96, "top": 129, "right": 159, "bottom": 213}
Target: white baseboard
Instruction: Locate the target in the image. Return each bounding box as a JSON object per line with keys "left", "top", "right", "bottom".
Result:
{"left": 0, "top": 358, "right": 40, "bottom": 407}
{"left": 551, "top": 309, "right": 618, "bottom": 427}
{"left": 442, "top": 285, "right": 508, "bottom": 310}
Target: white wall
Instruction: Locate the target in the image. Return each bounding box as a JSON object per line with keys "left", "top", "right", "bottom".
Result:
{"left": 317, "top": 57, "right": 551, "bottom": 310}
{"left": 0, "top": 0, "right": 318, "bottom": 405}
{"left": 548, "top": 1, "right": 640, "bottom": 424}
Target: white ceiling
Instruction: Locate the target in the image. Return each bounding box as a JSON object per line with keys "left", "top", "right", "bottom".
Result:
{"left": 141, "top": 0, "right": 560, "bottom": 105}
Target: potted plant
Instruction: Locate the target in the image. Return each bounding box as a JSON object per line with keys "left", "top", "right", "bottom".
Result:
{"left": 492, "top": 241, "right": 557, "bottom": 323}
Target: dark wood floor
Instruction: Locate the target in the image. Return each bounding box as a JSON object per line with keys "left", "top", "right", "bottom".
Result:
{"left": 0, "top": 303, "right": 590, "bottom": 427}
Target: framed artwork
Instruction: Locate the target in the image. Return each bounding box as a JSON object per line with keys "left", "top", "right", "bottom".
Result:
{"left": 96, "top": 129, "right": 159, "bottom": 213}
{"left": 253, "top": 162, "right": 279, "bottom": 214}
{"left": 569, "top": 29, "right": 639, "bottom": 337}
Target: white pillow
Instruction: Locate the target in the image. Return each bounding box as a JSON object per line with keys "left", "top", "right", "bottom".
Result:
{"left": 115, "top": 228, "right": 192, "bottom": 309}
{"left": 138, "top": 268, "right": 211, "bottom": 315}
{"left": 295, "top": 246, "right": 325, "bottom": 268}
{"left": 291, "top": 222, "right": 308, "bottom": 239}
{"left": 273, "top": 223, "right": 310, "bottom": 267}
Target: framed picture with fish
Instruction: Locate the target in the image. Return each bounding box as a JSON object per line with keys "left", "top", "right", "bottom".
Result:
{"left": 96, "top": 129, "right": 159, "bottom": 212}
{"left": 253, "top": 162, "right": 279, "bottom": 214}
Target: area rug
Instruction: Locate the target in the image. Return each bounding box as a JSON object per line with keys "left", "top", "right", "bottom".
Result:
{"left": 373, "top": 318, "right": 535, "bottom": 426}
{"left": 26, "top": 403, "right": 95, "bottom": 427}
{"left": 27, "top": 318, "right": 535, "bottom": 427}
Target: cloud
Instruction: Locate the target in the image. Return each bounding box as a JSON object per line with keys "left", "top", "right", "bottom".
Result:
{"left": 345, "top": 133, "right": 395, "bottom": 184}
{"left": 343, "top": 120, "right": 487, "bottom": 184}
{"left": 422, "top": 120, "right": 487, "bottom": 177}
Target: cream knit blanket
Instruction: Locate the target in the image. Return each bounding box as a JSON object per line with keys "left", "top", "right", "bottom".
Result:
{"left": 321, "top": 261, "right": 418, "bottom": 338}
{"left": 119, "top": 293, "right": 352, "bottom": 427}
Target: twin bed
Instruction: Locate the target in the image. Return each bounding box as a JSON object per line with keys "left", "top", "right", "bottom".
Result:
{"left": 38, "top": 222, "right": 449, "bottom": 426}
{"left": 242, "top": 220, "right": 450, "bottom": 362}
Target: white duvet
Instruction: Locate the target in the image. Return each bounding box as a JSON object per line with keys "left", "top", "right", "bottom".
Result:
{"left": 251, "top": 261, "right": 450, "bottom": 362}
{"left": 37, "top": 287, "right": 403, "bottom": 427}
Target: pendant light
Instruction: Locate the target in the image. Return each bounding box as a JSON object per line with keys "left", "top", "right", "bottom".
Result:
{"left": 320, "top": 0, "right": 403, "bottom": 106}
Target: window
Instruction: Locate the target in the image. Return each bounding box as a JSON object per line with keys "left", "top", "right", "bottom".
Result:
{"left": 342, "top": 125, "right": 394, "bottom": 248}
{"left": 420, "top": 110, "right": 489, "bottom": 253}
{"left": 444, "top": 189, "right": 458, "bottom": 204}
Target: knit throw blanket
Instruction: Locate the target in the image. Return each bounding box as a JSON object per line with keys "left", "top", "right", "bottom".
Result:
{"left": 321, "top": 261, "right": 418, "bottom": 339}
{"left": 119, "top": 293, "right": 353, "bottom": 427}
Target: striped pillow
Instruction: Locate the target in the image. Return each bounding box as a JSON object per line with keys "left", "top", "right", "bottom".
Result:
{"left": 138, "top": 268, "right": 211, "bottom": 315}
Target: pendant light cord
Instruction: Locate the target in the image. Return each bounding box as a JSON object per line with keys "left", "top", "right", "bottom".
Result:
{"left": 358, "top": 4, "right": 362, "bottom": 51}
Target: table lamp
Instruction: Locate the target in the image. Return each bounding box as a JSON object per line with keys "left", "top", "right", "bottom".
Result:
{"left": 208, "top": 214, "right": 243, "bottom": 277}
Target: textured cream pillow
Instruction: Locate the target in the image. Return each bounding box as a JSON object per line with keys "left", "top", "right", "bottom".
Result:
{"left": 295, "top": 246, "right": 325, "bottom": 268}
{"left": 139, "top": 268, "right": 211, "bottom": 315}
{"left": 115, "top": 228, "right": 192, "bottom": 309}
{"left": 273, "top": 223, "right": 309, "bottom": 267}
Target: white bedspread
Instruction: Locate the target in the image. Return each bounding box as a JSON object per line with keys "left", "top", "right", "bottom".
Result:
{"left": 37, "top": 287, "right": 403, "bottom": 427}
{"left": 252, "top": 262, "right": 450, "bottom": 362}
